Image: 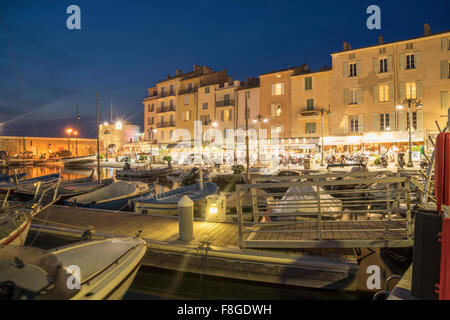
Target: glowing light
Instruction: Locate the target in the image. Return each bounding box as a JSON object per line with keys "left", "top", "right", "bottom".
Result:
{"left": 115, "top": 121, "right": 123, "bottom": 130}
{"left": 263, "top": 118, "right": 268, "bottom": 123}
{"left": 396, "top": 105, "right": 404, "bottom": 110}
{"left": 66, "top": 128, "right": 73, "bottom": 134}
{"left": 212, "top": 122, "right": 218, "bottom": 128}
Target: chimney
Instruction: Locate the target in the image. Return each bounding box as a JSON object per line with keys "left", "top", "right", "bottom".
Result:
{"left": 176, "top": 70, "right": 182, "bottom": 76}
{"left": 193, "top": 64, "right": 202, "bottom": 73}
{"left": 166, "top": 74, "right": 170, "bottom": 80}
{"left": 378, "top": 35, "right": 384, "bottom": 44}
{"left": 424, "top": 23, "right": 432, "bottom": 36}
{"left": 343, "top": 41, "right": 352, "bottom": 51}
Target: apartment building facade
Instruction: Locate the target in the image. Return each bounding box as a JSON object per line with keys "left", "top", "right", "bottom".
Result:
{"left": 329, "top": 26, "right": 450, "bottom": 151}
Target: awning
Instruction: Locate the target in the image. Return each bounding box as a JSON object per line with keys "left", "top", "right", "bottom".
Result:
{"left": 321, "top": 131, "right": 425, "bottom": 146}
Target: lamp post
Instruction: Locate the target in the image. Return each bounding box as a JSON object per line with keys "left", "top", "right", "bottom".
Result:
{"left": 149, "top": 127, "right": 157, "bottom": 166}
{"left": 66, "top": 128, "right": 72, "bottom": 156}
{"left": 253, "top": 115, "right": 268, "bottom": 165}
{"left": 396, "top": 98, "right": 423, "bottom": 168}
{"left": 103, "top": 124, "right": 111, "bottom": 162}
{"left": 73, "top": 130, "right": 79, "bottom": 156}
{"left": 315, "top": 107, "right": 330, "bottom": 167}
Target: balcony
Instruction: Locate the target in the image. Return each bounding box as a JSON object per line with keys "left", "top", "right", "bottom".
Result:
{"left": 216, "top": 99, "right": 235, "bottom": 107}
{"left": 156, "top": 106, "right": 176, "bottom": 113}
{"left": 160, "top": 91, "right": 176, "bottom": 98}
{"left": 178, "top": 87, "right": 198, "bottom": 95}
{"left": 156, "top": 121, "right": 176, "bottom": 128}
{"left": 298, "top": 108, "right": 320, "bottom": 117}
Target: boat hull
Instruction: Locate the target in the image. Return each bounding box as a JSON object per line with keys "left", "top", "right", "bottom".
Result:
{"left": 62, "top": 155, "right": 97, "bottom": 167}
{"left": 0, "top": 220, "right": 31, "bottom": 246}
{"left": 70, "top": 192, "right": 151, "bottom": 211}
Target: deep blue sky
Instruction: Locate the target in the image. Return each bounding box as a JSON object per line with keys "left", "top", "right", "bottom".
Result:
{"left": 0, "top": 0, "right": 449, "bottom": 138}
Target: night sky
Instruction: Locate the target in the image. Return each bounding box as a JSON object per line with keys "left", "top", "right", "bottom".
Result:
{"left": 0, "top": 0, "right": 449, "bottom": 138}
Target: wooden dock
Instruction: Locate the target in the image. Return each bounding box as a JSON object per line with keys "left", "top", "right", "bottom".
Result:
{"left": 31, "top": 205, "right": 359, "bottom": 291}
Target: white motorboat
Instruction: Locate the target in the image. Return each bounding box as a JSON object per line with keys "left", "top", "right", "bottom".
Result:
{"left": 0, "top": 237, "right": 147, "bottom": 300}
{"left": 62, "top": 154, "right": 97, "bottom": 167}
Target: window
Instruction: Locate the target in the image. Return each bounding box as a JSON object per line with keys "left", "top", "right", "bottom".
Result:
{"left": 306, "top": 99, "right": 314, "bottom": 111}
{"left": 272, "top": 83, "right": 284, "bottom": 96}
{"left": 147, "top": 117, "right": 151, "bottom": 125}
{"left": 406, "top": 43, "right": 414, "bottom": 50}
{"left": 379, "top": 85, "right": 389, "bottom": 102}
{"left": 202, "top": 102, "right": 208, "bottom": 110}
{"left": 349, "top": 116, "right": 359, "bottom": 132}
{"left": 170, "top": 130, "right": 173, "bottom": 139}
{"left": 161, "top": 131, "right": 164, "bottom": 139}
{"left": 186, "top": 111, "right": 191, "bottom": 121}
{"left": 349, "top": 88, "right": 358, "bottom": 105}
{"left": 305, "top": 77, "right": 313, "bottom": 90}
{"left": 220, "top": 110, "right": 232, "bottom": 122}
{"left": 224, "top": 94, "right": 230, "bottom": 103}
{"left": 407, "top": 112, "right": 417, "bottom": 129}
{"left": 151, "top": 117, "right": 154, "bottom": 125}
{"left": 272, "top": 125, "right": 283, "bottom": 134}
{"left": 151, "top": 104, "right": 154, "bottom": 112}
{"left": 276, "top": 105, "right": 282, "bottom": 117}
{"left": 170, "top": 100, "right": 173, "bottom": 107}
{"left": 406, "top": 54, "right": 415, "bottom": 70}
{"left": 379, "top": 58, "right": 388, "bottom": 73}
{"left": 379, "top": 48, "right": 386, "bottom": 54}
{"left": 184, "top": 94, "right": 188, "bottom": 105}
{"left": 169, "top": 85, "right": 174, "bottom": 95}
{"left": 349, "top": 63, "right": 357, "bottom": 77}
{"left": 182, "top": 111, "right": 191, "bottom": 121}
{"left": 406, "top": 82, "right": 417, "bottom": 99}
{"left": 148, "top": 104, "right": 151, "bottom": 112}
{"left": 205, "top": 87, "right": 210, "bottom": 94}
{"left": 349, "top": 53, "right": 355, "bottom": 59}
{"left": 380, "top": 113, "right": 390, "bottom": 131}
{"left": 161, "top": 87, "right": 165, "bottom": 95}
{"left": 246, "top": 91, "right": 251, "bottom": 99}
{"left": 271, "top": 104, "right": 282, "bottom": 117}
{"left": 305, "top": 123, "right": 316, "bottom": 134}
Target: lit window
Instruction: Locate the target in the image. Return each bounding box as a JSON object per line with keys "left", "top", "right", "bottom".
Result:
{"left": 379, "top": 85, "right": 389, "bottom": 102}
{"left": 273, "top": 83, "right": 284, "bottom": 96}
{"left": 407, "top": 112, "right": 417, "bottom": 129}
{"left": 276, "top": 105, "right": 282, "bottom": 117}
{"left": 406, "top": 82, "right": 417, "bottom": 99}
{"left": 349, "top": 88, "right": 358, "bottom": 104}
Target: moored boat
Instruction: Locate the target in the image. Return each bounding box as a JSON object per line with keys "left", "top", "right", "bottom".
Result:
{"left": 62, "top": 154, "right": 97, "bottom": 167}
{"left": 0, "top": 173, "right": 60, "bottom": 190}
{"left": 0, "top": 237, "right": 147, "bottom": 300}
{"left": 134, "top": 182, "right": 218, "bottom": 216}
{"left": 64, "top": 181, "right": 153, "bottom": 210}
{"left": 115, "top": 166, "right": 173, "bottom": 179}
{"left": 0, "top": 173, "right": 27, "bottom": 183}
{"left": 0, "top": 180, "right": 61, "bottom": 246}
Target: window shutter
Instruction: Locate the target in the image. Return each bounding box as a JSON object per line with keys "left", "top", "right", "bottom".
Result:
{"left": 344, "top": 88, "right": 349, "bottom": 105}
{"left": 271, "top": 104, "right": 275, "bottom": 117}
{"left": 388, "top": 55, "right": 393, "bottom": 72}
{"left": 343, "top": 115, "right": 349, "bottom": 133}
{"left": 442, "top": 37, "right": 448, "bottom": 51}
{"left": 400, "top": 82, "right": 406, "bottom": 101}
{"left": 373, "top": 113, "right": 379, "bottom": 131}
{"left": 343, "top": 62, "right": 348, "bottom": 78}
{"left": 399, "top": 53, "right": 405, "bottom": 70}
{"left": 356, "top": 60, "right": 362, "bottom": 76}
{"left": 373, "top": 58, "right": 378, "bottom": 73}
{"left": 271, "top": 84, "right": 275, "bottom": 96}
{"left": 389, "top": 112, "right": 396, "bottom": 130}
{"left": 221, "top": 110, "right": 224, "bottom": 122}
{"left": 357, "top": 88, "right": 363, "bottom": 104}
{"left": 229, "top": 109, "right": 233, "bottom": 122}
{"left": 373, "top": 85, "right": 378, "bottom": 102}
{"left": 441, "top": 61, "right": 449, "bottom": 79}
{"left": 388, "top": 83, "right": 394, "bottom": 102}
{"left": 398, "top": 111, "right": 406, "bottom": 131}
{"left": 417, "top": 110, "right": 424, "bottom": 130}
{"left": 415, "top": 51, "right": 422, "bottom": 68}
{"left": 416, "top": 80, "right": 423, "bottom": 99}
{"left": 181, "top": 112, "right": 185, "bottom": 121}
{"left": 358, "top": 114, "right": 364, "bottom": 132}
{"left": 281, "top": 83, "right": 285, "bottom": 95}
{"left": 442, "top": 91, "right": 449, "bottom": 110}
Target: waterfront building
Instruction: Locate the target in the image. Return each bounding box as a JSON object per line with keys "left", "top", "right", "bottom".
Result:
{"left": 328, "top": 24, "right": 450, "bottom": 153}
{"left": 99, "top": 121, "right": 140, "bottom": 158}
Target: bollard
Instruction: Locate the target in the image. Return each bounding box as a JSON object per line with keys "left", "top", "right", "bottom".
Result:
{"left": 178, "top": 195, "right": 194, "bottom": 241}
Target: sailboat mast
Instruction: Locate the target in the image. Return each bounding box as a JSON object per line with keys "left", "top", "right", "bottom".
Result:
{"left": 97, "top": 93, "right": 101, "bottom": 183}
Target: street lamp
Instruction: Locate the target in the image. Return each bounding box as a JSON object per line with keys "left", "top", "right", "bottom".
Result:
{"left": 73, "top": 130, "right": 79, "bottom": 156}
{"left": 253, "top": 115, "right": 268, "bottom": 164}
{"left": 149, "top": 127, "right": 157, "bottom": 166}
{"left": 397, "top": 98, "right": 423, "bottom": 167}
{"left": 66, "top": 128, "right": 73, "bottom": 156}
{"left": 315, "top": 107, "right": 330, "bottom": 167}
{"left": 103, "top": 127, "right": 111, "bottom": 162}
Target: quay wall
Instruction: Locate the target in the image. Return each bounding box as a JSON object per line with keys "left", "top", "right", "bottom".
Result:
{"left": 0, "top": 136, "right": 97, "bottom": 157}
